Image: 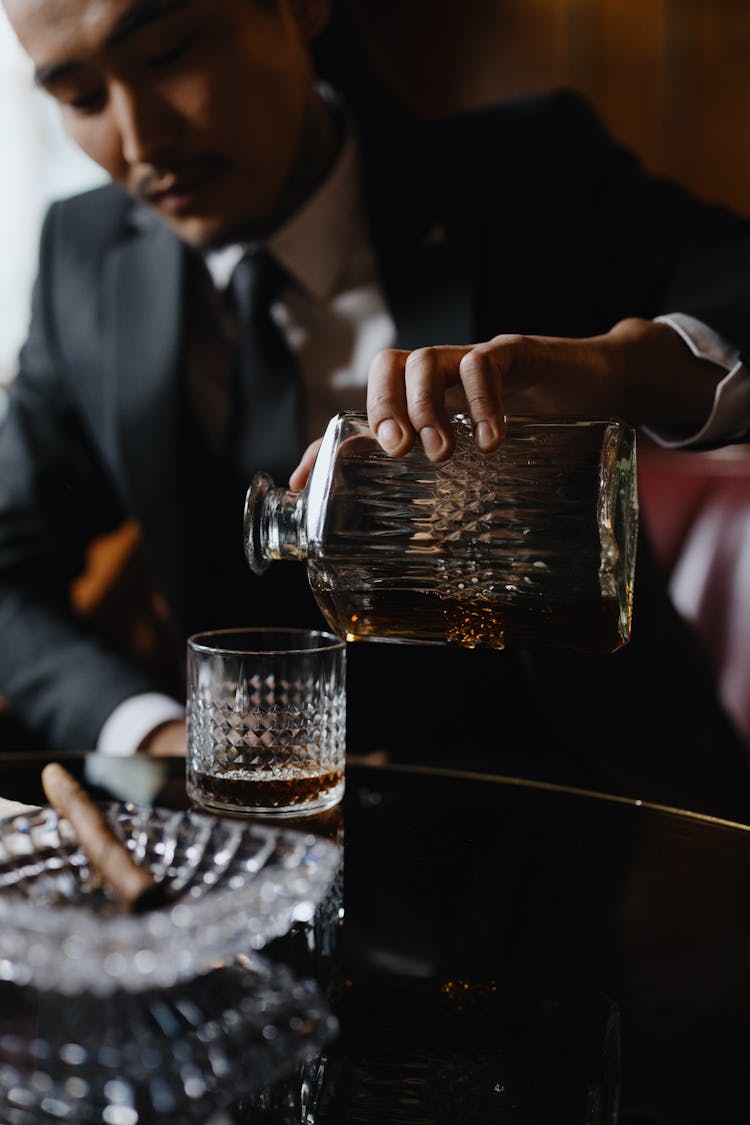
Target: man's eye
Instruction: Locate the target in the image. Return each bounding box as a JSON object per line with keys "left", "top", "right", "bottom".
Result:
{"left": 66, "top": 90, "right": 106, "bottom": 114}
{"left": 146, "top": 33, "right": 196, "bottom": 68}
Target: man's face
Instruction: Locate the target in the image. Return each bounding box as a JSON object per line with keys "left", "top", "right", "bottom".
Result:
{"left": 5, "top": 0, "right": 334, "bottom": 247}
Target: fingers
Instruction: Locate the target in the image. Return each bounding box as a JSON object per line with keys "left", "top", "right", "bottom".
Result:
{"left": 289, "top": 438, "right": 322, "bottom": 491}
{"left": 458, "top": 344, "right": 506, "bottom": 449}
{"left": 363, "top": 331, "right": 633, "bottom": 462}
{"left": 366, "top": 344, "right": 506, "bottom": 460}
{"left": 366, "top": 349, "right": 415, "bottom": 457}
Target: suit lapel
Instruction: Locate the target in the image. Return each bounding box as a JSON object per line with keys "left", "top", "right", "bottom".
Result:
{"left": 102, "top": 214, "right": 187, "bottom": 624}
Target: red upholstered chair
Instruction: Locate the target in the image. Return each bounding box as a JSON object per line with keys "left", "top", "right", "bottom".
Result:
{"left": 638, "top": 440, "right": 750, "bottom": 752}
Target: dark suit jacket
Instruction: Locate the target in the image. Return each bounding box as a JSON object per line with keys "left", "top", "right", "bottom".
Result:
{"left": 3, "top": 88, "right": 750, "bottom": 814}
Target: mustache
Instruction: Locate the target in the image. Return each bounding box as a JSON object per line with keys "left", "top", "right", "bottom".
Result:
{"left": 134, "top": 156, "right": 228, "bottom": 202}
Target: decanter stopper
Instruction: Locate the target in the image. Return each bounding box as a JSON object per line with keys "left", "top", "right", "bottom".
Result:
{"left": 243, "top": 471, "right": 309, "bottom": 575}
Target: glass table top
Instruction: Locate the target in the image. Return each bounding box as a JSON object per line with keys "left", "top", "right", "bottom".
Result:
{"left": 1, "top": 752, "right": 750, "bottom": 1124}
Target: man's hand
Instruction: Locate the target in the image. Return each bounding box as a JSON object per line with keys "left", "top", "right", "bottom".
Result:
{"left": 288, "top": 316, "right": 727, "bottom": 489}
{"left": 365, "top": 317, "right": 725, "bottom": 461}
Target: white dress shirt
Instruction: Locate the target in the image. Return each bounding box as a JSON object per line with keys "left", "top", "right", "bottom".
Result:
{"left": 97, "top": 127, "right": 750, "bottom": 757}
{"left": 202, "top": 127, "right": 393, "bottom": 445}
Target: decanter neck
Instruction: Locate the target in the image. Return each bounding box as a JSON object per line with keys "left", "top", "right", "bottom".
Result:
{"left": 243, "top": 472, "right": 309, "bottom": 575}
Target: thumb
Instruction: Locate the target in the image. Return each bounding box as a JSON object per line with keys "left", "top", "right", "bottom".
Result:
{"left": 289, "top": 438, "right": 323, "bottom": 491}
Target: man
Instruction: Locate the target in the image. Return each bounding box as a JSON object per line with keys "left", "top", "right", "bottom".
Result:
{"left": 2, "top": 0, "right": 750, "bottom": 813}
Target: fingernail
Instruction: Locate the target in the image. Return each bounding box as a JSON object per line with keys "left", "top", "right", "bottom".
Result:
{"left": 419, "top": 426, "right": 444, "bottom": 459}
{"left": 377, "top": 419, "right": 402, "bottom": 453}
{"left": 474, "top": 420, "right": 497, "bottom": 451}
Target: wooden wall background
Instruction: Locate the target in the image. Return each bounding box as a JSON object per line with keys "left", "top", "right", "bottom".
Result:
{"left": 346, "top": 0, "right": 750, "bottom": 217}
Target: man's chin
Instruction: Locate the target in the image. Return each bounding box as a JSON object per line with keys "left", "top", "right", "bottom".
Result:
{"left": 163, "top": 214, "right": 273, "bottom": 253}
{"left": 155, "top": 211, "right": 231, "bottom": 251}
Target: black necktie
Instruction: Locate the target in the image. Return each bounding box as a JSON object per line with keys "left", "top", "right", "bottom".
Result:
{"left": 229, "top": 249, "right": 304, "bottom": 484}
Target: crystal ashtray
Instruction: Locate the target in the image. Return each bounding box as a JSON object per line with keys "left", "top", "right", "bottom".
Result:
{"left": 0, "top": 803, "right": 341, "bottom": 995}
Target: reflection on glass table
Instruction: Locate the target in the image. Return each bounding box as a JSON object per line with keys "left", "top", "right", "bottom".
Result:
{"left": 0, "top": 956, "right": 336, "bottom": 1124}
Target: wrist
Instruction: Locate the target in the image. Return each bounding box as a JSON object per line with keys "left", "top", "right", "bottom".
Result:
{"left": 137, "top": 719, "right": 186, "bottom": 758}
{"left": 606, "top": 317, "right": 724, "bottom": 431}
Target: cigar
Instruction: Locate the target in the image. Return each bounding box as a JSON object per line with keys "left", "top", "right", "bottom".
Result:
{"left": 41, "top": 762, "right": 166, "bottom": 914}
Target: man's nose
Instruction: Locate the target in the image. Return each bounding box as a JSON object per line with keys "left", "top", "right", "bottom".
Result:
{"left": 110, "top": 81, "right": 178, "bottom": 167}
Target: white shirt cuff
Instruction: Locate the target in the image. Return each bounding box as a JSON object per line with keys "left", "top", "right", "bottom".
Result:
{"left": 96, "top": 693, "right": 186, "bottom": 757}
{"left": 644, "top": 313, "right": 750, "bottom": 448}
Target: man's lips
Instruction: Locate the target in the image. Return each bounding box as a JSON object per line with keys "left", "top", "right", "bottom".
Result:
{"left": 137, "top": 160, "right": 228, "bottom": 213}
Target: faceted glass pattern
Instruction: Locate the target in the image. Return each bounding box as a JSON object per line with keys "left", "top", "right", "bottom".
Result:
{"left": 247, "top": 412, "right": 638, "bottom": 655}
{"left": 186, "top": 629, "right": 346, "bottom": 817}
{"left": 0, "top": 803, "right": 341, "bottom": 995}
